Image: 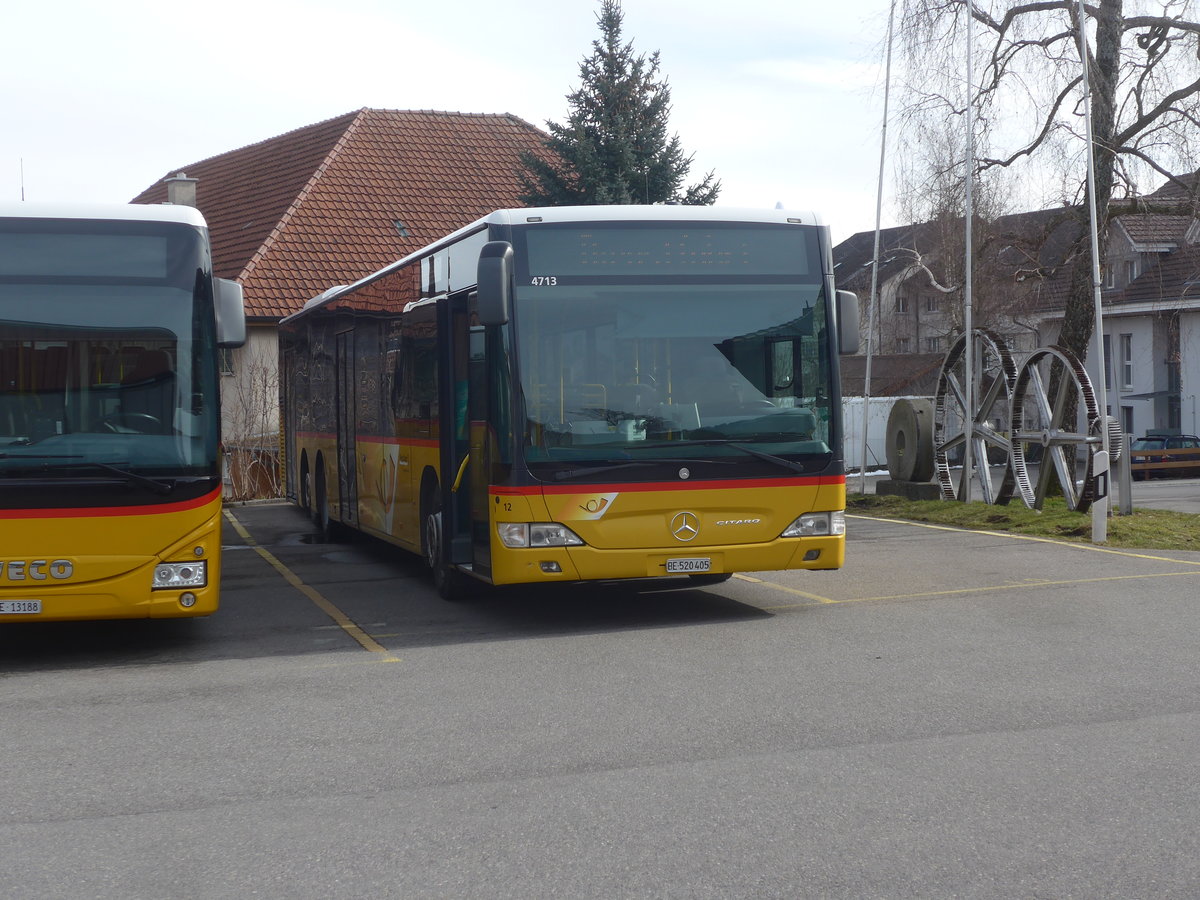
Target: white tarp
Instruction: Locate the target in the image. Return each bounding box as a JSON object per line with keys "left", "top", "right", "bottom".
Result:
{"left": 842, "top": 395, "right": 931, "bottom": 473}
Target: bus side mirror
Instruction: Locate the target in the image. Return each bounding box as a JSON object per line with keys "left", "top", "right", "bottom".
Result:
{"left": 836, "top": 290, "right": 860, "bottom": 355}
{"left": 215, "top": 277, "right": 246, "bottom": 348}
{"left": 477, "top": 241, "right": 513, "bottom": 326}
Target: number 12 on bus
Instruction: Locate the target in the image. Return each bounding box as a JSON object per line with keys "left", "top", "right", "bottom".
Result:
{"left": 280, "top": 206, "right": 859, "bottom": 599}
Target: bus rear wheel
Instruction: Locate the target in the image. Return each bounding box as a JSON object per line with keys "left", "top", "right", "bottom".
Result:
{"left": 312, "top": 463, "right": 332, "bottom": 543}
{"left": 299, "top": 456, "right": 312, "bottom": 513}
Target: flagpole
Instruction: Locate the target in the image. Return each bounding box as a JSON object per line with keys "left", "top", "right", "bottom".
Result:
{"left": 961, "top": 0, "right": 976, "bottom": 501}
{"left": 860, "top": 0, "right": 896, "bottom": 494}
{"left": 1079, "top": 0, "right": 1111, "bottom": 539}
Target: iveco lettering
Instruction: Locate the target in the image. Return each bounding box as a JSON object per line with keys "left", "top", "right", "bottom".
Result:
{"left": 0, "top": 560, "right": 74, "bottom": 581}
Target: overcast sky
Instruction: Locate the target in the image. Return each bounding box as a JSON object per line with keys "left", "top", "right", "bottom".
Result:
{"left": 3, "top": 0, "right": 896, "bottom": 243}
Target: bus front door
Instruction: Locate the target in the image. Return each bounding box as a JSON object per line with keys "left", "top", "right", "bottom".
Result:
{"left": 440, "top": 291, "right": 495, "bottom": 582}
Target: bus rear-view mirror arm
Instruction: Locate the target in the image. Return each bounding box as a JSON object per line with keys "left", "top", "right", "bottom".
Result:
{"left": 478, "top": 241, "right": 513, "bottom": 326}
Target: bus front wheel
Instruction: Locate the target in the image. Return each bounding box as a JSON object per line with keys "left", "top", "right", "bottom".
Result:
{"left": 424, "top": 492, "right": 466, "bottom": 601}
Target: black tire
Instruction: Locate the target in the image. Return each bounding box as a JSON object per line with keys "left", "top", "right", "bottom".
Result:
{"left": 298, "top": 456, "right": 311, "bottom": 513}
{"left": 312, "top": 462, "right": 332, "bottom": 543}
{"left": 424, "top": 489, "right": 467, "bottom": 601}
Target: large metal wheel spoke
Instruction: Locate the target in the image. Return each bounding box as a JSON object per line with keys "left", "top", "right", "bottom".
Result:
{"left": 1009, "top": 346, "right": 1101, "bottom": 512}
{"left": 933, "top": 329, "right": 1017, "bottom": 504}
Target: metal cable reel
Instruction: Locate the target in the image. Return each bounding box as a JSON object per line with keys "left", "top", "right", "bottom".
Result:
{"left": 933, "top": 329, "right": 1019, "bottom": 503}
{"left": 1009, "top": 346, "right": 1102, "bottom": 512}
{"left": 886, "top": 398, "right": 935, "bottom": 482}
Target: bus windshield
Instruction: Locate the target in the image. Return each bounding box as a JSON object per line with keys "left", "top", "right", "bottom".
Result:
{"left": 0, "top": 219, "right": 220, "bottom": 484}
{"left": 512, "top": 223, "right": 833, "bottom": 480}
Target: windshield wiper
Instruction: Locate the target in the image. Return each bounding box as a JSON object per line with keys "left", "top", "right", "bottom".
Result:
{"left": 0, "top": 452, "right": 84, "bottom": 460}
{"left": 550, "top": 458, "right": 735, "bottom": 481}
{"left": 551, "top": 460, "right": 660, "bottom": 481}
{"left": 639, "top": 439, "right": 818, "bottom": 475}
{"left": 5, "top": 459, "right": 176, "bottom": 494}
{"left": 69, "top": 462, "right": 175, "bottom": 495}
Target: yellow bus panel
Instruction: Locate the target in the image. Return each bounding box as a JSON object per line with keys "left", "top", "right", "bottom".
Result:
{"left": 489, "top": 477, "right": 845, "bottom": 584}
{"left": 0, "top": 491, "right": 223, "bottom": 621}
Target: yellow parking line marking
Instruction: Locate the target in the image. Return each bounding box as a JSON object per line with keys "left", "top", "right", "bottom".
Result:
{"left": 223, "top": 509, "right": 400, "bottom": 662}
{"left": 733, "top": 573, "right": 836, "bottom": 604}
{"left": 746, "top": 515, "right": 1200, "bottom": 610}
{"left": 756, "top": 567, "right": 1200, "bottom": 610}
{"left": 847, "top": 513, "right": 1200, "bottom": 566}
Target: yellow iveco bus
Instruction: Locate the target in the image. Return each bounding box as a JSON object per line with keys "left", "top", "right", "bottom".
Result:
{"left": 280, "top": 206, "right": 858, "bottom": 599}
{"left": 0, "top": 203, "right": 245, "bottom": 621}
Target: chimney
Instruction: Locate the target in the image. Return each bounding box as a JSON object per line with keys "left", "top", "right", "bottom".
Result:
{"left": 164, "top": 171, "right": 199, "bottom": 207}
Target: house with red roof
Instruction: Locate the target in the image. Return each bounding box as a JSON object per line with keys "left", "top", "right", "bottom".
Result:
{"left": 131, "top": 108, "right": 548, "bottom": 495}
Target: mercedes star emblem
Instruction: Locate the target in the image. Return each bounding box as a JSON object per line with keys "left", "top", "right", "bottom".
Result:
{"left": 670, "top": 511, "right": 700, "bottom": 542}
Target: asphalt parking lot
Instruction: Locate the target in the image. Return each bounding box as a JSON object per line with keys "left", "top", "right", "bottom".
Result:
{"left": 3, "top": 498, "right": 1200, "bottom": 898}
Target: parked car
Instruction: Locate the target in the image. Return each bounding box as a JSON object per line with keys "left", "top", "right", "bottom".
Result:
{"left": 1129, "top": 432, "right": 1200, "bottom": 479}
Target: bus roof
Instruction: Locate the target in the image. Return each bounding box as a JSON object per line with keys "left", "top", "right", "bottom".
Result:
{"left": 287, "top": 205, "right": 825, "bottom": 322}
{"left": 0, "top": 201, "right": 208, "bottom": 229}
{"left": 487, "top": 205, "right": 822, "bottom": 227}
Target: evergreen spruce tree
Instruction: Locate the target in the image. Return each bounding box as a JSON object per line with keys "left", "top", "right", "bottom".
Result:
{"left": 519, "top": 0, "right": 720, "bottom": 206}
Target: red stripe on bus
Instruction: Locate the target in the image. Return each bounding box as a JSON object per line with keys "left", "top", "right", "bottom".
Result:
{"left": 0, "top": 487, "right": 222, "bottom": 519}
{"left": 355, "top": 435, "right": 440, "bottom": 448}
{"left": 296, "top": 432, "right": 439, "bottom": 449}
{"left": 490, "top": 475, "right": 845, "bottom": 496}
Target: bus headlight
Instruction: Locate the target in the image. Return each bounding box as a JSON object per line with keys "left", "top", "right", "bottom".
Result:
{"left": 497, "top": 523, "right": 585, "bottom": 548}
{"left": 781, "top": 511, "right": 845, "bottom": 538}
{"left": 153, "top": 561, "right": 207, "bottom": 589}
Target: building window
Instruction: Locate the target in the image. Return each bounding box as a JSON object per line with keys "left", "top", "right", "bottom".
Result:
{"left": 1103, "top": 334, "right": 1112, "bottom": 391}
{"left": 924, "top": 336, "right": 941, "bottom": 353}
{"left": 925, "top": 294, "right": 938, "bottom": 312}
{"left": 895, "top": 337, "right": 911, "bottom": 353}
{"left": 220, "top": 347, "right": 235, "bottom": 376}
{"left": 1104, "top": 266, "right": 1115, "bottom": 290}
{"left": 896, "top": 295, "right": 909, "bottom": 313}
{"left": 1120, "top": 334, "right": 1133, "bottom": 389}
{"left": 1126, "top": 259, "right": 1138, "bottom": 284}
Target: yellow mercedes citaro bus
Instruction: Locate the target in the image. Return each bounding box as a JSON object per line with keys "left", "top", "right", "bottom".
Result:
{"left": 280, "top": 206, "right": 858, "bottom": 599}
{"left": 0, "top": 203, "right": 245, "bottom": 621}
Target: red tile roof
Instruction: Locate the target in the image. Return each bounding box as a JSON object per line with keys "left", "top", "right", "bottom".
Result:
{"left": 130, "top": 108, "right": 548, "bottom": 320}
{"left": 1116, "top": 214, "right": 1191, "bottom": 248}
